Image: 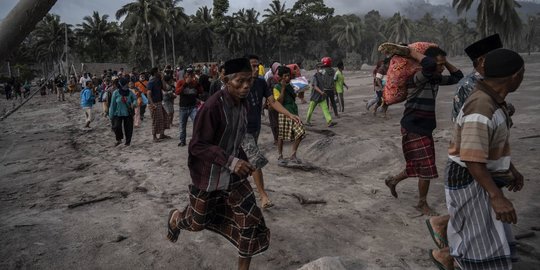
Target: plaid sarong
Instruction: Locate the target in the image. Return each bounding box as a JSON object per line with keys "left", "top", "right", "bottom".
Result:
{"left": 401, "top": 128, "right": 438, "bottom": 179}
{"left": 278, "top": 113, "right": 305, "bottom": 141}
{"left": 150, "top": 104, "right": 169, "bottom": 134}
{"left": 174, "top": 179, "right": 270, "bottom": 258}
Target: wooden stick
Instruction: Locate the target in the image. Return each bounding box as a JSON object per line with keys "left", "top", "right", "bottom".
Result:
{"left": 518, "top": 134, "right": 540, "bottom": 139}
{"left": 67, "top": 196, "right": 116, "bottom": 209}
{"left": 0, "top": 87, "right": 40, "bottom": 121}
{"left": 515, "top": 231, "right": 535, "bottom": 240}
{"left": 291, "top": 193, "right": 327, "bottom": 205}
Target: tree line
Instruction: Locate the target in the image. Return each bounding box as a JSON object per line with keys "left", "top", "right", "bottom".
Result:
{"left": 6, "top": 0, "right": 538, "bottom": 80}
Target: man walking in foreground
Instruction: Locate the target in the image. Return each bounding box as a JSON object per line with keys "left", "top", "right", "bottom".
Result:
{"left": 426, "top": 34, "right": 509, "bottom": 265}
{"left": 381, "top": 44, "right": 463, "bottom": 216}
{"left": 434, "top": 48, "right": 525, "bottom": 270}
{"left": 166, "top": 58, "right": 269, "bottom": 270}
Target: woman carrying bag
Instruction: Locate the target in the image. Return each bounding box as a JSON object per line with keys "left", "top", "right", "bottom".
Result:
{"left": 130, "top": 81, "right": 147, "bottom": 128}
{"left": 109, "top": 78, "right": 137, "bottom": 146}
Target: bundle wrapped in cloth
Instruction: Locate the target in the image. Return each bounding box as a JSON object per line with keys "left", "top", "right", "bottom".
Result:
{"left": 290, "top": 76, "right": 310, "bottom": 94}
{"left": 378, "top": 42, "right": 438, "bottom": 105}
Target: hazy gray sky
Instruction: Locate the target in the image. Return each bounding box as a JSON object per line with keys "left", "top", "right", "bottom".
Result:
{"left": 0, "top": 0, "right": 454, "bottom": 25}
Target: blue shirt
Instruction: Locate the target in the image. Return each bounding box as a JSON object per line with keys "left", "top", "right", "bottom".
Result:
{"left": 147, "top": 76, "right": 163, "bottom": 102}
{"left": 108, "top": 90, "right": 137, "bottom": 119}
{"left": 452, "top": 71, "right": 482, "bottom": 122}
{"left": 80, "top": 87, "right": 95, "bottom": 108}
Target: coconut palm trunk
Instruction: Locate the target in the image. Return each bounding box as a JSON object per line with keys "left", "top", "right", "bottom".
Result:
{"left": 163, "top": 32, "right": 168, "bottom": 65}
{"left": 144, "top": 9, "right": 155, "bottom": 67}
{"left": 0, "top": 0, "right": 58, "bottom": 63}
{"left": 170, "top": 27, "right": 176, "bottom": 66}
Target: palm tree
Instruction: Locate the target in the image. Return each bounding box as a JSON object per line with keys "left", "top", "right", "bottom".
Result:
{"left": 163, "top": 0, "right": 188, "bottom": 66}
{"left": 236, "top": 8, "right": 264, "bottom": 53}
{"left": 525, "top": 16, "right": 537, "bottom": 55}
{"left": 191, "top": 6, "right": 214, "bottom": 62}
{"left": 436, "top": 17, "right": 455, "bottom": 53}
{"left": 452, "top": 0, "right": 522, "bottom": 44}
{"left": 331, "top": 16, "right": 362, "bottom": 55}
{"left": 220, "top": 15, "right": 244, "bottom": 55}
{"left": 453, "top": 18, "right": 477, "bottom": 55}
{"left": 263, "top": 0, "right": 292, "bottom": 62}
{"left": 386, "top": 12, "right": 412, "bottom": 44}
{"left": 33, "top": 14, "right": 73, "bottom": 75}
{"left": 77, "top": 11, "right": 119, "bottom": 62}
{"left": 116, "top": 0, "right": 164, "bottom": 67}
{"left": 415, "top": 13, "right": 439, "bottom": 43}
{"left": 363, "top": 10, "right": 386, "bottom": 64}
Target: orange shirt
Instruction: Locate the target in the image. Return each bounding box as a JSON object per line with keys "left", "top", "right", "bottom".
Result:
{"left": 135, "top": 80, "right": 148, "bottom": 94}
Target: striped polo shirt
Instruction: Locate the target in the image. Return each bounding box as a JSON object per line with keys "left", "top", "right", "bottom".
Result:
{"left": 448, "top": 80, "right": 512, "bottom": 172}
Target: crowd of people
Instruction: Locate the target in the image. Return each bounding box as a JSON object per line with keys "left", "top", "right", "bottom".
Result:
{"left": 13, "top": 33, "right": 527, "bottom": 270}
{"left": 3, "top": 77, "right": 32, "bottom": 101}
{"left": 166, "top": 37, "right": 525, "bottom": 270}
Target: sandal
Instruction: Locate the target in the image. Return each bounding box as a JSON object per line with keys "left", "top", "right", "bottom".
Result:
{"left": 426, "top": 219, "right": 448, "bottom": 249}
{"left": 429, "top": 249, "right": 447, "bottom": 270}
{"left": 166, "top": 209, "right": 181, "bottom": 243}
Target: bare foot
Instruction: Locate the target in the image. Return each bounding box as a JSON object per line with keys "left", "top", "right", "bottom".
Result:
{"left": 385, "top": 176, "right": 398, "bottom": 198}
{"left": 416, "top": 201, "right": 439, "bottom": 216}
{"left": 260, "top": 195, "right": 274, "bottom": 209}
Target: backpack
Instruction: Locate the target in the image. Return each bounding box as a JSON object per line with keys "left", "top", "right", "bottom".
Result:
{"left": 320, "top": 67, "right": 336, "bottom": 91}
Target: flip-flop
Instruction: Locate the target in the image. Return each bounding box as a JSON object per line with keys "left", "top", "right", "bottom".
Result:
{"left": 166, "top": 209, "right": 180, "bottom": 243}
{"left": 429, "top": 249, "right": 448, "bottom": 270}
{"left": 426, "top": 219, "right": 448, "bottom": 249}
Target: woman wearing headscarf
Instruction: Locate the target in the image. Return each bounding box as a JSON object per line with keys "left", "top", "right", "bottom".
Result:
{"left": 109, "top": 78, "right": 137, "bottom": 146}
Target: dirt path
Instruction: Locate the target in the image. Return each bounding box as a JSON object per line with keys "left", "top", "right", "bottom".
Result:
{"left": 1, "top": 56, "right": 539, "bottom": 269}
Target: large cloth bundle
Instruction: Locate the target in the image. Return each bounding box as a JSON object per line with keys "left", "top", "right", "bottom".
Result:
{"left": 383, "top": 42, "right": 438, "bottom": 105}
{"left": 290, "top": 76, "right": 310, "bottom": 94}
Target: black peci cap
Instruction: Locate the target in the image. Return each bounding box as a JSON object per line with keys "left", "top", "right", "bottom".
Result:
{"left": 223, "top": 58, "right": 252, "bottom": 75}
{"left": 464, "top": 34, "right": 503, "bottom": 61}
{"left": 484, "top": 48, "right": 524, "bottom": 78}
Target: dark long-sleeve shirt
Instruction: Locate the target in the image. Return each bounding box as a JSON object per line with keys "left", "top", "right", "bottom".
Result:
{"left": 188, "top": 88, "right": 248, "bottom": 191}
{"left": 401, "top": 57, "right": 464, "bottom": 136}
